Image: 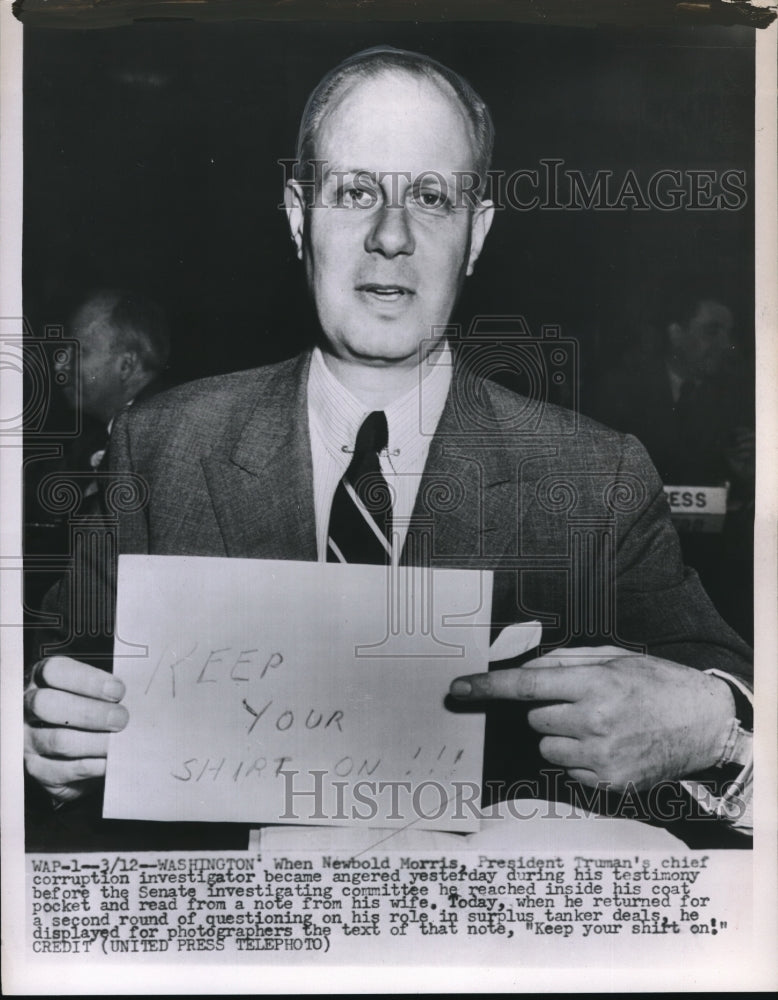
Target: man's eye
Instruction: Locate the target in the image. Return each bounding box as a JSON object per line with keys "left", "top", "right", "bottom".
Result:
{"left": 411, "top": 188, "right": 450, "bottom": 212}
{"left": 339, "top": 186, "right": 377, "bottom": 209}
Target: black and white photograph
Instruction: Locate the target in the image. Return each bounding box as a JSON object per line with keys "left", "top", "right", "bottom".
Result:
{"left": 2, "top": 0, "right": 776, "bottom": 992}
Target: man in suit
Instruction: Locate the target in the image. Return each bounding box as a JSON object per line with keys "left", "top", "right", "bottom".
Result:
{"left": 24, "top": 290, "right": 171, "bottom": 614}
{"left": 592, "top": 284, "right": 753, "bottom": 488}
{"left": 591, "top": 282, "right": 755, "bottom": 643}
{"left": 24, "top": 48, "right": 752, "bottom": 848}
{"left": 27, "top": 289, "right": 171, "bottom": 513}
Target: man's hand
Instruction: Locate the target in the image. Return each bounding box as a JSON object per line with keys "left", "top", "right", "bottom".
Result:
{"left": 24, "top": 657, "right": 128, "bottom": 804}
{"left": 450, "top": 646, "right": 735, "bottom": 791}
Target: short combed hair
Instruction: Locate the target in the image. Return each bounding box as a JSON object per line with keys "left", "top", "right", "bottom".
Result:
{"left": 294, "top": 46, "right": 494, "bottom": 198}
{"left": 77, "top": 290, "right": 171, "bottom": 374}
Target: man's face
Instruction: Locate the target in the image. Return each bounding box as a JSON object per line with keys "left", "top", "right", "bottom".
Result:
{"left": 286, "top": 70, "right": 494, "bottom": 369}
{"left": 56, "top": 306, "right": 130, "bottom": 423}
{"left": 669, "top": 299, "right": 734, "bottom": 379}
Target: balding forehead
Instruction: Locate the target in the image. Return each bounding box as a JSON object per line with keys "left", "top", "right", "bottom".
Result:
{"left": 72, "top": 294, "right": 118, "bottom": 330}
{"left": 325, "top": 65, "right": 469, "bottom": 117}
{"left": 315, "top": 67, "right": 479, "bottom": 163}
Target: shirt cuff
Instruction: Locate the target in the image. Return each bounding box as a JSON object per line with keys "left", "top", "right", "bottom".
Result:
{"left": 680, "top": 668, "right": 753, "bottom": 835}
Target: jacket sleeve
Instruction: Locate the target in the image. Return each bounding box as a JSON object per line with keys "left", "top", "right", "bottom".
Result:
{"left": 613, "top": 433, "right": 752, "bottom": 685}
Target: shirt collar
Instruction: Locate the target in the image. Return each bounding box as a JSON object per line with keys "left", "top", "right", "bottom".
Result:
{"left": 307, "top": 343, "right": 453, "bottom": 467}
{"left": 106, "top": 397, "right": 136, "bottom": 437}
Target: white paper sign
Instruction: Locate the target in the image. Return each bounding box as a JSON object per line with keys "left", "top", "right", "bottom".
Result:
{"left": 663, "top": 484, "right": 729, "bottom": 533}
{"left": 104, "top": 555, "right": 493, "bottom": 831}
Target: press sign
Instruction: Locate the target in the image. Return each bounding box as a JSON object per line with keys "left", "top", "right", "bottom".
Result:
{"left": 663, "top": 484, "right": 729, "bottom": 533}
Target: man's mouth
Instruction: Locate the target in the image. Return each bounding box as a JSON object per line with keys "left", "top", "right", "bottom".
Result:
{"left": 357, "top": 283, "right": 415, "bottom": 302}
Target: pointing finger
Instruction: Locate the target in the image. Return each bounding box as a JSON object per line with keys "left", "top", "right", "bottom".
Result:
{"left": 450, "top": 665, "right": 596, "bottom": 703}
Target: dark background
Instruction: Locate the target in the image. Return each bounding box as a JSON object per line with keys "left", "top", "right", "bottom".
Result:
{"left": 23, "top": 20, "right": 755, "bottom": 387}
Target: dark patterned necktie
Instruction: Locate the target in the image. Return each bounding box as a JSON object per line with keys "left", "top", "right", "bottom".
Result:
{"left": 327, "top": 411, "right": 393, "bottom": 564}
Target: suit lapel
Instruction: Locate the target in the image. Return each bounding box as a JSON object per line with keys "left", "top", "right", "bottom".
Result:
{"left": 402, "top": 369, "right": 517, "bottom": 569}
{"left": 201, "top": 354, "right": 318, "bottom": 561}
{"left": 199, "top": 352, "right": 517, "bottom": 566}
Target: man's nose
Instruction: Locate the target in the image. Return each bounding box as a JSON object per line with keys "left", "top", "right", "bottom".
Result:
{"left": 364, "top": 203, "right": 415, "bottom": 257}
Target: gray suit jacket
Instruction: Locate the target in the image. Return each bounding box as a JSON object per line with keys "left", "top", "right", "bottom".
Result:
{"left": 111, "top": 351, "right": 750, "bottom": 672}
{"left": 29, "top": 351, "right": 752, "bottom": 850}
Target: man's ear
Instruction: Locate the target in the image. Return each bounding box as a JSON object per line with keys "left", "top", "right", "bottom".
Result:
{"left": 118, "top": 351, "right": 139, "bottom": 383}
{"left": 466, "top": 200, "right": 495, "bottom": 277}
{"left": 285, "top": 180, "right": 306, "bottom": 261}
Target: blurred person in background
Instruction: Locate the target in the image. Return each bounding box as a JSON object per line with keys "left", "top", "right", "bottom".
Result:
{"left": 54, "top": 289, "right": 171, "bottom": 485}
{"left": 24, "top": 290, "right": 171, "bottom": 610}
{"left": 592, "top": 278, "right": 754, "bottom": 642}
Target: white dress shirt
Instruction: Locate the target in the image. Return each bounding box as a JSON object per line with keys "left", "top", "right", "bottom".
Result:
{"left": 307, "top": 343, "right": 453, "bottom": 562}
